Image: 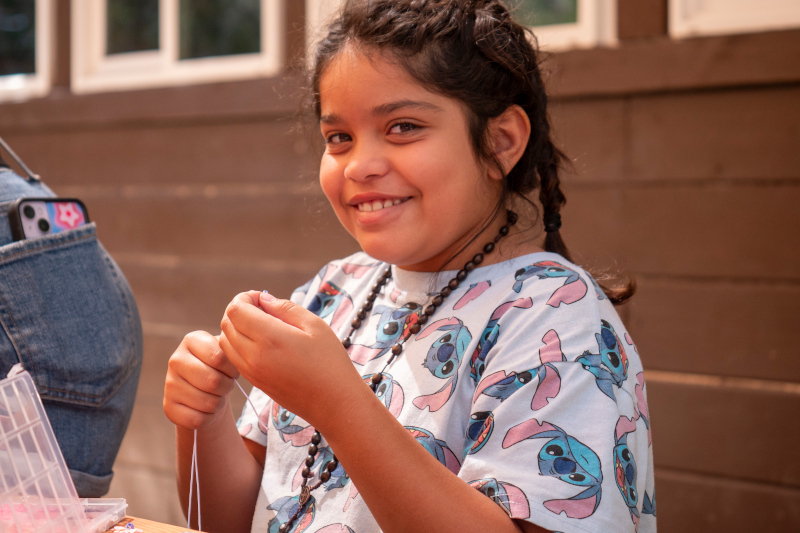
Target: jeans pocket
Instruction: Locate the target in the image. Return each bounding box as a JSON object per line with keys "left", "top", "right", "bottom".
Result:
{"left": 0, "top": 223, "right": 141, "bottom": 406}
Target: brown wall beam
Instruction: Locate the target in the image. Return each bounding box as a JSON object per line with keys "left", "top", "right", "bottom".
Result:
{"left": 618, "top": 0, "right": 667, "bottom": 40}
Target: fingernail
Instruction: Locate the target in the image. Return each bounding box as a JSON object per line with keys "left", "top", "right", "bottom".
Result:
{"left": 260, "top": 291, "right": 276, "bottom": 303}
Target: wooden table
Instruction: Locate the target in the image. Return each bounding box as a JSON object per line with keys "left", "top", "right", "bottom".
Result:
{"left": 106, "top": 516, "right": 202, "bottom": 533}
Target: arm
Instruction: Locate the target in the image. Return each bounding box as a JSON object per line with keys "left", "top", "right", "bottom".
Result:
{"left": 164, "top": 331, "right": 264, "bottom": 533}
{"left": 220, "top": 292, "right": 548, "bottom": 533}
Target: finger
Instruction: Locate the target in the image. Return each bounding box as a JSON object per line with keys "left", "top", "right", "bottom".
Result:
{"left": 168, "top": 372, "right": 229, "bottom": 415}
{"left": 231, "top": 290, "right": 262, "bottom": 307}
{"left": 217, "top": 331, "right": 250, "bottom": 375}
{"left": 220, "top": 310, "right": 263, "bottom": 357}
{"left": 224, "top": 296, "right": 299, "bottom": 343}
{"left": 183, "top": 330, "right": 239, "bottom": 379}
{"left": 258, "top": 292, "right": 318, "bottom": 333}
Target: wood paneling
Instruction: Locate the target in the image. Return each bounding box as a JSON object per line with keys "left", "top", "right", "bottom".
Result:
{"left": 648, "top": 379, "right": 800, "bottom": 486}
{"left": 1, "top": 121, "right": 318, "bottom": 187}
{"left": 563, "top": 183, "right": 800, "bottom": 280}
{"left": 618, "top": 0, "right": 667, "bottom": 41}
{"left": 628, "top": 277, "right": 800, "bottom": 382}
{"left": 655, "top": 468, "right": 800, "bottom": 531}
{"left": 118, "top": 256, "right": 321, "bottom": 333}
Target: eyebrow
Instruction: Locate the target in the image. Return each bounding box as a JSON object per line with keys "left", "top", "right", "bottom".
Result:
{"left": 319, "top": 99, "right": 443, "bottom": 124}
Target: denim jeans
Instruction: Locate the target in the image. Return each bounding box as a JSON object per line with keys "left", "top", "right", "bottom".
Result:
{"left": 0, "top": 167, "right": 142, "bottom": 497}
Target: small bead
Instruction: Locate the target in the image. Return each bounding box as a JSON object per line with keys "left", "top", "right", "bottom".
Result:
{"left": 440, "top": 286, "right": 451, "bottom": 298}
{"left": 432, "top": 295, "right": 444, "bottom": 306}
{"left": 326, "top": 460, "right": 338, "bottom": 472}
{"left": 409, "top": 324, "right": 421, "bottom": 334}
{"left": 424, "top": 304, "right": 436, "bottom": 316}
{"left": 364, "top": 301, "right": 373, "bottom": 311}
{"left": 418, "top": 314, "right": 429, "bottom": 325}
{"left": 320, "top": 471, "right": 331, "bottom": 483}
{"left": 473, "top": 253, "right": 484, "bottom": 265}
{"left": 499, "top": 225, "right": 510, "bottom": 236}
{"left": 305, "top": 456, "right": 315, "bottom": 467}
{"left": 448, "top": 279, "right": 460, "bottom": 290}
{"left": 367, "top": 292, "right": 377, "bottom": 302}
{"left": 372, "top": 283, "right": 382, "bottom": 293}
{"left": 483, "top": 242, "right": 495, "bottom": 254}
{"left": 456, "top": 270, "right": 468, "bottom": 281}
{"left": 370, "top": 382, "right": 377, "bottom": 391}
{"left": 464, "top": 261, "right": 475, "bottom": 272}
{"left": 371, "top": 373, "right": 383, "bottom": 384}
{"left": 307, "top": 444, "right": 318, "bottom": 456}
{"left": 342, "top": 338, "right": 351, "bottom": 349}
{"left": 279, "top": 524, "right": 288, "bottom": 532}
{"left": 392, "top": 344, "right": 403, "bottom": 355}
{"left": 312, "top": 433, "right": 321, "bottom": 445}
{"left": 508, "top": 211, "right": 518, "bottom": 224}
{"left": 301, "top": 466, "right": 311, "bottom": 478}
{"left": 357, "top": 308, "right": 366, "bottom": 319}
{"left": 351, "top": 318, "right": 362, "bottom": 329}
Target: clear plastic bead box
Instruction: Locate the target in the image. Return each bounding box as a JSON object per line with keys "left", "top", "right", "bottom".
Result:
{"left": 0, "top": 365, "right": 127, "bottom": 533}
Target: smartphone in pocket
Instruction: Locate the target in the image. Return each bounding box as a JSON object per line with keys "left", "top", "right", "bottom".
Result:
{"left": 8, "top": 198, "right": 90, "bottom": 241}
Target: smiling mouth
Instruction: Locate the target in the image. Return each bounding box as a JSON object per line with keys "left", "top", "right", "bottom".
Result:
{"left": 356, "top": 198, "right": 407, "bottom": 213}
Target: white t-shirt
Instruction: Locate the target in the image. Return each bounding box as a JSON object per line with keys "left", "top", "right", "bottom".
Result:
{"left": 237, "top": 252, "right": 656, "bottom": 533}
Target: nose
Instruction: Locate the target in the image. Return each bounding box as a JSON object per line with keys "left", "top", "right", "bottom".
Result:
{"left": 344, "top": 139, "right": 390, "bottom": 182}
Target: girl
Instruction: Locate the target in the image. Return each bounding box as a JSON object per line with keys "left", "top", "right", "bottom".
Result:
{"left": 163, "top": 1, "right": 655, "bottom": 532}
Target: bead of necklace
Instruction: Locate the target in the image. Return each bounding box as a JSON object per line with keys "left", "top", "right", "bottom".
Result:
{"left": 278, "top": 210, "right": 518, "bottom": 532}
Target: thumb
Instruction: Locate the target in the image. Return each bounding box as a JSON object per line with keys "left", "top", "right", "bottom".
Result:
{"left": 259, "top": 291, "right": 313, "bottom": 330}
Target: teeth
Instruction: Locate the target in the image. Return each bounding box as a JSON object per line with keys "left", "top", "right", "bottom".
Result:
{"left": 357, "top": 199, "right": 404, "bottom": 212}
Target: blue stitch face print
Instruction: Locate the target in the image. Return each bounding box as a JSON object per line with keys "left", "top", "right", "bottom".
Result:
{"left": 271, "top": 403, "right": 315, "bottom": 446}
{"left": 348, "top": 303, "right": 423, "bottom": 365}
{"left": 361, "top": 372, "right": 404, "bottom": 418}
{"left": 513, "top": 261, "right": 577, "bottom": 292}
{"left": 470, "top": 320, "right": 499, "bottom": 383}
{"left": 412, "top": 318, "right": 472, "bottom": 412}
{"left": 512, "top": 261, "right": 588, "bottom": 307}
{"left": 307, "top": 281, "right": 348, "bottom": 320}
{"left": 464, "top": 411, "right": 494, "bottom": 456}
{"left": 538, "top": 434, "right": 603, "bottom": 489}
{"left": 502, "top": 419, "right": 602, "bottom": 519}
{"left": 468, "top": 299, "right": 532, "bottom": 383}
{"left": 468, "top": 478, "right": 530, "bottom": 519}
{"left": 577, "top": 320, "right": 629, "bottom": 401}
{"left": 267, "top": 495, "right": 315, "bottom": 533}
{"left": 406, "top": 426, "right": 461, "bottom": 474}
{"left": 613, "top": 416, "right": 640, "bottom": 525}
{"left": 480, "top": 369, "right": 535, "bottom": 400}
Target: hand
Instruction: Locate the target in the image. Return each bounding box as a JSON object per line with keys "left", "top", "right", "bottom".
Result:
{"left": 163, "top": 330, "right": 240, "bottom": 430}
{"left": 219, "top": 291, "right": 365, "bottom": 431}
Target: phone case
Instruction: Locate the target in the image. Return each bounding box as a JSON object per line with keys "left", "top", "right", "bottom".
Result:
{"left": 8, "top": 197, "right": 91, "bottom": 242}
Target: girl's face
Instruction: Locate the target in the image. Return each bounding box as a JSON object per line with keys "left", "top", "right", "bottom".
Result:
{"left": 318, "top": 48, "right": 502, "bottom": 272}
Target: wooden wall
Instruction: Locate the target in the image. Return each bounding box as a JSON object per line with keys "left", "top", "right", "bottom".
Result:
{"left": 0, "top": 1, "right": 798, "bottom": 530}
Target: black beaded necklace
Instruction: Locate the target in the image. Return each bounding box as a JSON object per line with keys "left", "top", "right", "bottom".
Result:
{"left": 278, "top": 210, "right": 518, "bottom": 532}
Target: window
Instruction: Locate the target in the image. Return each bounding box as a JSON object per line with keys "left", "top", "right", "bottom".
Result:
{"left": 670, "top": 0, "right": 800, "bottom": 38}
{"left": 305, "top": 0, "right": 616, "bottom": 53}
{"left": 0, "top": 0, "right": 52, "bottom": 103}
{"left": 71, "top": 0, "right": 284, "bottom": 94}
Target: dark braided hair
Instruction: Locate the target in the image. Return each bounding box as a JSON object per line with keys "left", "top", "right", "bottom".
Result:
{"left": 310, "top": 0, "right": 634, "bottom": 303}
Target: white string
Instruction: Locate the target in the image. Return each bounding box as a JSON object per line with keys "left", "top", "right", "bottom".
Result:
{"left": 186, "top": 379, "right": 259, "bottom": 530}
{"left": 235, "top": 378, "right": 268, "bottom": 432}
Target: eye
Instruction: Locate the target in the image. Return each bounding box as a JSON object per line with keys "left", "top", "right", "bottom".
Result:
{"left": 323, "top": 299, "right": 334, "bottom": 309}
{"left": 486, "top": 487, "right": 496, "bottom": 498}
{"left": 515, "top": 268, "right": 526, "bottom": 277}
{"left": 388, "top": 122, "right": 419, "bottom": 134}
{"left": 441, "top": 360, "right": 454, "bottom": 375}
{"left": 377, "top": 383, "right": 388, "bottom": 396}
{"left": 548, "top": 268, "right": 564, "bottom": 273}
{"left": 546, "top": 444, "right": 563, "bottom": 456}
{"left": 621, "top": 448, "right": 631, "bottom": 462}
{"left": 629, "top": 488, "right": 637, "bottom": 500}
{"left": 569, "top": 473, "right": 586, "bottom": 482}
{"left": 280, "top": 411, "right": 290, "bottom": 422}
{"left": 383, "top": 322, "right": 399, "bottom": 336}
{"left": 517, "top": 371, "right": 532, "bottom": 384}
{"left": 607, "top": 351, "right": 620, "bottom": 367}
{"left": 325, "top": 132, "right": 351, "bottom": 145}
{"left": 440, "top": 334, "right": 452, "bottom": 343}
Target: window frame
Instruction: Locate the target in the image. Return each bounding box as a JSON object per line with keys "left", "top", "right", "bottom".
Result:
{"left": 304, "top": 0, "right": 617, "bottom": 53}
{"left": 0, "top": 0, "right": 53, "bottom": 104}
{"left": 71, "top": 0, "right": 284, "bottom": 95}
{"left": 670, "top": 0, "right": 800, "bottom": 39}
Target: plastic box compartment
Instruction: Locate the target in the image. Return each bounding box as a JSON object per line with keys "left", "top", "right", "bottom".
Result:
{"left": 0, "top": 365, "right": 127, "bottom": 533}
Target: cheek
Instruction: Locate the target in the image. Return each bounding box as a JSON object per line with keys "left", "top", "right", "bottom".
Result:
{"left": 319, "top": 157, "right": 342, "bottom": 204}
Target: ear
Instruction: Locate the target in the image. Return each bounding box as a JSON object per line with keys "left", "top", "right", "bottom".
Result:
{"left": 487, "top": 104, "right": 531, "bottom": 180}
